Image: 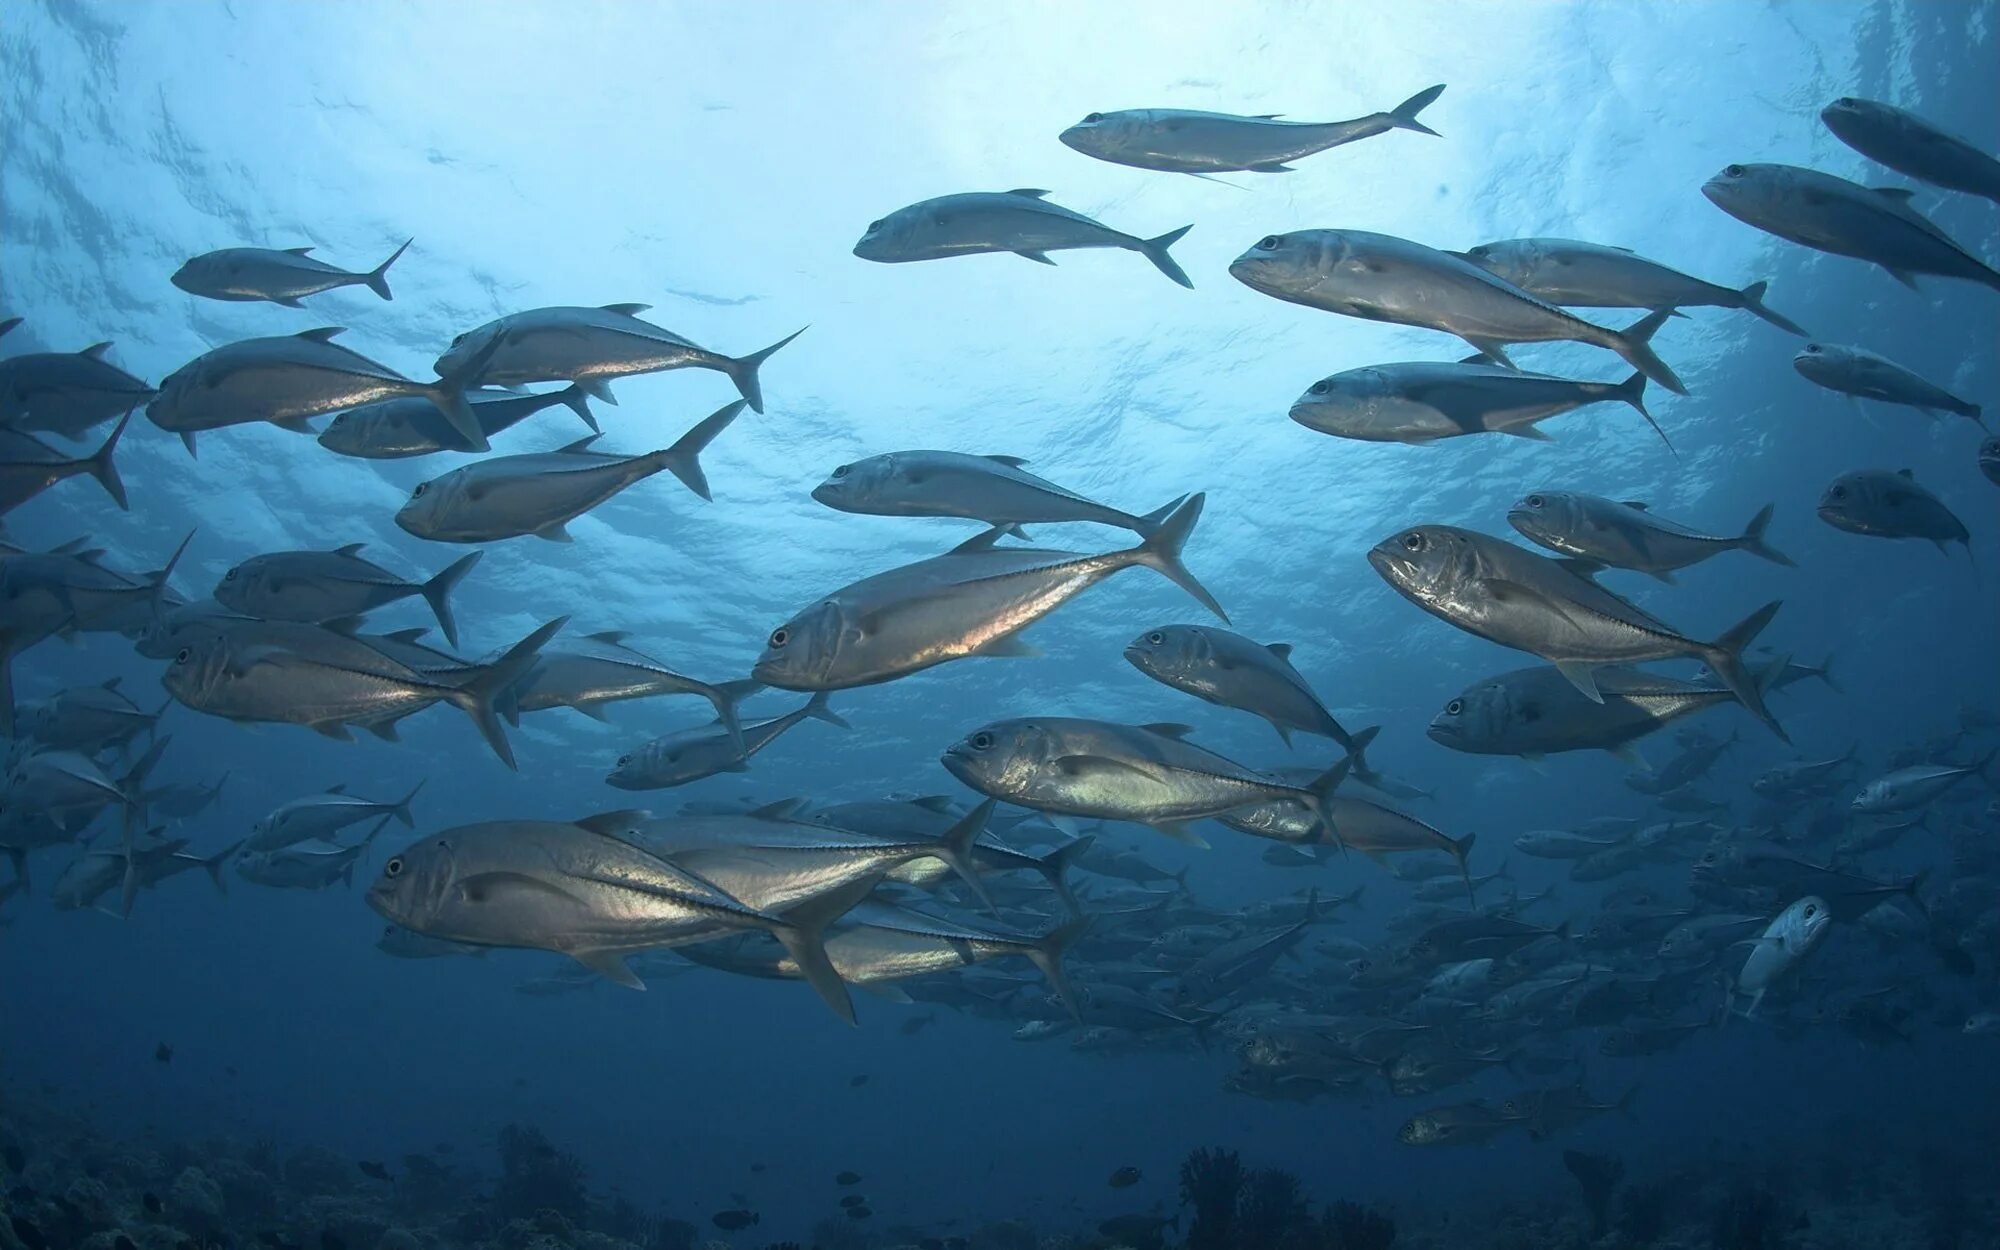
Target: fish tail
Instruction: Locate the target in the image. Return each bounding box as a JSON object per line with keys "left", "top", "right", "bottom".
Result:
{"left": 556, "top": 382, "right": 599, "bottom": 433}
{"left": 1129, "top": 493, "right": 1189, "bottom": 539}
{"left": 1735, "top": 502, "right": 1795, "bottom": 567}
{"left": 388, "top": 778, "right": 426, "bottom": 829}
{"left": 201, "top": 840, "right": 244, "bottom": 894}
{"left": 1606, "top": 309, "right": 1689, "bottom": 400}
{"left": 1033, "top": 832, "right": 1093, "bottom": 917}
{"left": 1135, "top": 224, "right": 1194, "bottom": 289}
{"left": 421, "top": 551, "right": 483, "bottom": 649}
{"left": 1303, "top": 756, "right": 1352, "bottom": 849}
{"left": 1029, "top": 915, "right": 1090, "bottom": 1022}
{"left": 1385, "top": 83, "right": 1446, "bottom": 136}
{"left": 423, "top": 329, "right": 507, "bottom": 453}
{"left": 936, "top": 798, "right": 999, "bottom": 915}
{"left": 1613, "top": 370, "right": 1650, "bottom": 422}
{"left": 1341, "top": 723, "right": 1381, "bottom": 783}
{"left": 655, "top": 400, "right": 746, "bottom": 501}
{"left": 82, "top": 410, "right": 132, "bottom": 510}
{"left": 1698, "top": 601, "right": 1788, "bottom": 742}
{"left": 363, "top": 238, "right": 412, "bottom": 301}
{"left": 768, "top": 873, "right": 876, "bottom": 1026}
{"left": 702, "top": 678, "right": 763, "bottom": 755}
{"left": 1736, "top": 279, "right": 1808, "bottom": 336}
{"left": 721, "top": 326, "right": 807, "bottom": 414}
{"left": 447, "top": 616, "right": 569, "bottom": 769}
{"left": 0, "top": 316, "right": 19, "bottom": 340}
{"left": 1128, "top": 492, "right": 1228, "bottom": 622}
{"left": 803, "top": 690, "right": 850, "bottom": 729}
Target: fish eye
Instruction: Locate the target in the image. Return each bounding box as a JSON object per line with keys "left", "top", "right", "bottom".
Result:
{"left": 223, "top": 568, "right": 238, "bottom": 581}
{"left": 970, "top": 731, "right": 994, "bottom": 750}
{"left": 1445, "top": 698, "right": 1463, "bottom": 716}
{"left": 384, "top": 857, "right": 403, "bottom": 878}
{"left": 1803, "top": 904, "right": 1816, "bottom": 918}
{"left": 174, "top": 647, "right": 191, "bottom": 664}
{"left": 1146, "top": 631, "right": 1164, "bottom": 645}
{"left": 1256, "top": 235, "right": 1281, "bottom": 250}
{"left": 832, "top": 464, "right": 850, "bottom": 478}
{"left": 1830, "top": 485, "right": 1847, "bottom": 499}
{"left": 1308, "top": 380, "right": 1331, "bottom": 396}
{"left": 1526, "top": 495, "right": 1544, "bottom": 509}
{"left": 1725, "top": 164, "right": 1745, "bottom": 177}
{"left": 412, "top": 483, "right": 428, "bottom": 498}
{"left": 866, "top": 219, "right": 884, "bottom": 232}
{"left": 1401, "top": 531, "right": 1428, "bottom": 552}
{"left": 1805, "top": 344, "right": 1821, "bottom": 353}
{"left": 450, "top": 333, "right": 466, "bottom": 346}
{"left": 768, "top": 628, "right": 789, "bottom": 649}
{"left": 616, "top": 754, "right": 631, "bottom": 767}
{"left": 1083, "top": 112, "right": 1104, "bottom": 124}
{"left": 1354, "top": 959, "right": 1370, "bottom": 971}
{"left": 1836, "top": 97, "right": 1856, "bottom": 107}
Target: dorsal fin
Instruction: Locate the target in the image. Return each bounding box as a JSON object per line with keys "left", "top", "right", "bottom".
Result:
{"left": 1620, "top": 501, "right": 1649, "bottom": 511}
{"left": 1896, "top": 468, "right": 1914, "bottom": 478}
{"left": 1871, "top": 186, "right": 1917, "bottom": 202}
{"left": 101, "top": 676, "right": 124, "bottom": 691}
{"left": 1458, "top": 352, "right": 1499, "bottom": 365}
{"left": 982, "top": 454, "right": 1030, "bottom": 468}
{"left": 1265, "top": 642, "right": 1294, "bottom": 661}
{"left": 584, "top": 629, "right": 633, "bottom": 646}
{"left": 1140, "top": 722, "right": 1196, "bottom": 739}
{"left": 283, "top": 246, "right": 316, "bottom": 256}
{"left": 79, "top": 342, "right": 113, "bottom": 359}
{"left": 320, "top": 615, "right": 365, "bottom": 635}
{"left": 555, "top": 434, "right": 603, "bottom": 454}
{"left": 332, "top": 542, "right": 367, "bottom": 557}
{"left": 1251, "top": 113, "right": 1284, "bottom": 119}
{"left": 600, "top": 303, "right": 652, "bottom": 316}
{"left": 326, "top": 783, "right": 348, "bottom": 794}
{"left": 908, "top": 795, "right": 957, "bottom": 814}
{"left": 748, "top": 799, "right": 807, "bottom": 820}
{"left": 379, "top": 627, "right": 431, "bottom": 643}
{"left": 574, "top": 810, "right": 650, "bottom": 836}
{"left": 948, "top": 527, "right": 1012, "bottom": 555}
{"left": 296, "top": 327, "right": 346, "bottom": 342}
{"left": 1003, "top": 188, "right": 1052, "bottom": 199}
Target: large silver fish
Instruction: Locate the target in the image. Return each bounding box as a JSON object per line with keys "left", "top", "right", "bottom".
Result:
{"left": 0, "top": 413, "right": 129, "bottom": 516}
{"left": 1455, "top": 238, "right": 1805, "bottom": 335}
{"left": 503, "top": 629, "right": 757, "bottom": 748}
{"left": 607, "top": 691, "right": 847, "bottom": 789}
{"left": 812, "top": 450, "right": 1184, "bottom": 538}
{"left": 1506, "top": 491, "right": 1793, "bottom": 581}
{"left": 13, "top": 675, "right": 161, "bottom": 754}
{"left": 854, "top": 190, "right": 1192, "bottom": 288}
{"left": 1058, "top": 84, "right": 1444, "bottom": 174}
{"left": 248, "top": 782, "right": 422, "bottom": 853}
{"left": 1231, "top": 230, "right": 1687, "bottom": 393}
{"left": 317, "top": 385, "right": 596, "bottom": 459}
{"left": 171, "top": 240, "right": 411, "bottom": 306}
{"left": 214, "top": 545, "right": 482, "bottom": 647}
{"left": 1792, "top": 342, "right": 1980, "bottom": 422}
{"left": 238, "top": 829, "right": 382, "bottom": 891}
{"left": 753, "top": 496, "right": 1222, "bottom": 691}
{"left": 1367, "top": 525, "right": 1785, "bottom": 738}
{"left": 1702, "top": 162, "right": 2000, "bottom": 293}
{"left": 1816, "top": 468, "right": 1969, "bottom": 552}
{"left": 1288, "top": 359, "right": 1662, "bottom": 447}
{"left": 395, "top": 403, "right": 741, "bottom": 544}
{"left": 433, "top": 304, "right": 801, "bottom": 413}
{"left": 147, "top": 326, "right": 504, "bottom": 455}
{"left": 365, "top": 813, "right": 871, "bottom": 1022}
{"left": 0, "top": 340, "right": 157, "bottom": 439}
{"left": 1821, "top": 97, "right": 2000, "bottom": 204}
{"left": 1427, "top": 663, "right": 1776, "bottom": 760}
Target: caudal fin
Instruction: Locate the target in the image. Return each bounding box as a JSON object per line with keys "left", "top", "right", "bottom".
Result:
{"left": 422, "top": 329, "right": 507, "bottom": 453}
{"left": 1449, "top": 831, "right": 1478, "bottom": 907}
{"left": 420, "top": 551, "right": 483, "bottom": 649}
{"left": 932, "top": 797, "right": 999, "bottom": 916}
{"left": 1128, "top": 493, "right": 1228, "bottom": 622}
{"left": 721, "top": 328, "right": 806, "bottom": 414}
{"left": 1607, "top": 309, "right": 1688, "bottom": 400}
{"left": 768, "top": 872, "right": 878, "bottom": 1025}
{"left": 803, "top": 690, "right": 850, "bottom": 730}
{"left": 1699, "top": 601, "right": 1788, "bottom": 742}
{"left": 1735, "top": 503, "right": 1796, "bottom": 568}
{"left": 1302, "top": 757, "right": 1353, "bottom": 848}
{"left": 1340, "top": 724, "right": 1381, "bottom": 783}
{"left": 1385, "top": 83, "right": 1446, "bottom": 136}
{"left": 388, "top": 779, "right": 425, "bottom": 829}
{"left": 1135, "top": 224, "right": 1194, "bottom": 289}
{"left": 556, "top": 383, "right": 599, "bottom": 433}
{"left": 1610, "top": 371, "right": 1657, "bottom": 449}
{"left": 1028, "top": 916, "right": 1090, "bottom": 1020}
{"left": 200, "top": 839, "right": 244, "bottom": 894}
{"left": 81, "top": 411, "right": 131, "bottom": 510}
{"left": 702, "top": 678, "right": 762, "bottom": 755}
{"left": 655, "top": 400, "right": 746, "bottom": 501}
{"left": 363, "top": 238, "right": 412, "bottom": 301}
{"left": 1034, "top": 833, "right": 1093, "bottom": 917}
{"left": 1129, "top": 494, "right": 1189, "bottom": 539}
{"left": 1737, "top": 280, "right": 1807, "bottom": 336}
{"left": 447, "top": 616, "right": 569, "bottom": 769}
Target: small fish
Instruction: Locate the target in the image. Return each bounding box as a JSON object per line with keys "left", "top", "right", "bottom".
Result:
{"left": 1821, "top": 97, "right": 2000, "bottom": 205}
{"left": 839, "top": 1194, "right": 867, "bottom": 1208}
{"left": 710, "top": 1209, "right": 759, "bottom": 1231}
{"left": 357, "top": 1160, "right": 391, "bottom": 1181}
{"left": 1817, "top": 468, "right": 1970, "bottom": 553}
{"left": 154, "top": 1042, "right": 173, "bottom": 1063}
{"left": 1108, "top": 1165, "right": 1142, "bottom": 1187}
{"left": 749, "top": 1162, "right": 766, "bottom": 1173}
{"left": 836, "top": 1170, "right": 863, "bottom": 1185}
{"left": 849, "top": 1073, "right": 870, "bottom": 1087}
{"left": 1793, "top": 342, "right": 1980, "bottom": 421}
{"left": 172, "top": 240, "right": 412, "bottom": 306}
{"left": 854, "top": 189, "right": 1192, "bottom": 287}
{"left": 1059, "top": 85, "right": 1444, "bottom": 174}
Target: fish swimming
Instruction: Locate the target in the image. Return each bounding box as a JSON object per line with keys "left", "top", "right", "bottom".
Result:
{"left": 395, "top": 403, "right": 741, "bottom": 543}
{"left": 1816, "top": 468, "right": 1969, "bottom": 552}
{"left": 812, "top": 450, "right": 1185, "bottom": 537}
{"left": 0, "top": 413, "right": 129, "bottom": 516}
{"left": 1506, "top": 492, "right": 1794, "bottom": 581}
{"left": 248, "top": 782, "right": 423, "bottom": 853}
{"left": 503, "top": 630, "right": 757, "bottom": 747}
{"left": 1792, "top": 342, "right": 1980, "bottom": 422}
{"left": 0, "top": 340, "right": 157, "bottom": 440}
{"left": 1702, "top": 162, "right": 2000, "bottom": 293}
{"left": 753, "top": 496, "right": 1222, "bottom": 691}
{"left": 317, "top": 385, "right": 596, "bottom": 458}
{"left": 1368, "top": 525, "right": 1785, "bottom": 738}
{"left": 606, "top": 692, "right": 847, "bottom": 789}
{"left": 1732, "top": 896, "right": 1832, "bottom": 1017}
{"left": 1229, "top": 230, "right": 1687, "bottom": 394}
{"left": 1821, "top": 97, "right": 2000, "bottom": 204}
{"left": 433, "top": 304, "right": 801, "bottom": 413}
{"left": 171, "top": 240, "right": 412, "bottom": 306}
{"left": 1455, "top": 237, "right": 1806, "bottom": 334}
{"left": 1288, "top": 359, "right": 1662, "bottom": 447}
{"left": 1852, "top": 751, "right": 1996, "bottom": 814}
{"left": 1057, "top": 84, "right": 1444, "bottom": 174}
{"left": 214, "top": 545, "right": 483, "bottom": 648}
{"left": 853, "top": 189, "right": 1192, "bottom": 288}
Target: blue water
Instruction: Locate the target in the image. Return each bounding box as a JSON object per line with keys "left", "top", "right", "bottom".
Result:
{"left": 2, "top": 0, "right": 1997, "bottom": 1243}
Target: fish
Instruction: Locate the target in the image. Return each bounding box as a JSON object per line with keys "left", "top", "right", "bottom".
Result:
{"left": 941, "top": 716, "right": 1347, "bottom": 848}
{"left": 1229, "top": 230, "right": 1687, "bottom": 394}
{"left": 1397, "top": 1100, "right": 1524, "bottom": 1146}
{"left": 171, "top": 240, "right": 412, "bottom": 306}
{"left": 147, "top": 325, "right": 504, "bottom": 455}
{"left": 1123, "top": 624, "right": 1378, "bottom": 767}
{"left": 13, "top": 675, "right": 162, "bottom": 754}
{"left": 433, "top": 304, "right": 801, "bottom": 413}
{"left": 238, "top": 831, "right": 384, "bottom": 890}
{"left": 53, "top": 834, "right": 238, "bottom": 916}
{"left": 1057, "top": 84, "right": 1444, "bottom": 174}
{"left": 1368, "top": 525, "right": 1785, "bottom": 738}
{"left": 215, "top": 545, "right": 483, "bottom": 648}
{"left": 1288, "top": 359, "right": 1661, "bottom": 447}
{"left": 502, "top": 630, "right": 757, "bottom": 744}
{"left": 0, "top": 412, "right": 129, "bottom": 516}
{"left": 1821, "top": 97, "right": 2000, "bottom": 204}
{"left": 839, "top": 1194, "right": 866, "bottom": 1208}
{"left": 366, "top": 813, "right": 870, "bottom": 1022}
{"left": 356, "top": 1160, "right": 391, "bottom": 1181}
{"left": 854, "top": 189, "right": 1192, "bottom": 288}
{"left": 162, "top": 616, "right": 566, "bottom": 769}
{"left": 1816, "top": 469, "right": 1969, "bottom": 552}
{"left": 154, "top": 1042, "right": 172, "bottom": 1063}
{"left": 754, "top": 497, "right": 1222, "bottom": 690}
{"left": 812, "top": 450, "right": 1185, "bottom": 538}
{"left": 1852, "top": 751, "right": 1995, "bottom": 814}
{"left": 3, "top": 741, "right": 165, "bottom": 836}
{"left": 1218, "top": 782, "right": 1474, "bottom": 898}
{"left": 317, "top": 384, "right": 596, "bottom": 458}
{"left": 1793, "top": 343, "right": 1980, "bottom": 422}
{"left": 1507, "top": 493, "right": 1793, "bottom": 581}
{"left": 1107, "top": 1165, "right": 1142, "bottom": 1187}
{"left": 606, "top": 691, "right": 847, "bottom": 789}
{"left": 835, "top": 1171, "right": 862, "bottom": 1185}
{"left": 1455, "top": 238, "right": 1806, "bottom": 335}
{"left": 249, "top": 782, "right": 423, "bottom": 853}
{"left": 0, "top": 340, "right": 157, "bottom": 439}
{"left": 710, "top": 1209, "right": 759, "bottom": 1231}
{"left": 1701, "top": 162, "right": 2000, "bottom": 293}
{"left": 395, "top": 403, "right": 742, "bottom": 543}
{"left": 1732, "top": 896, "right": 1832, "bottom": 1017}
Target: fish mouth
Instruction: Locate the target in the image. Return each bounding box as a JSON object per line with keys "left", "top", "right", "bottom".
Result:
{"left": 1364, "top": 545, "right": 1412, "bottom": 586}
{"left": 1119, "top": 644, "right": 1149, "bottom": 667}
{"left": 1424, "top": 718, "right": 1459, "bottom": 743}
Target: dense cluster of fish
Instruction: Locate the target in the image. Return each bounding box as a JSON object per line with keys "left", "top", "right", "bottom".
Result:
{"left": 3, "top": 74, "right": 1997, "bottom": 1154}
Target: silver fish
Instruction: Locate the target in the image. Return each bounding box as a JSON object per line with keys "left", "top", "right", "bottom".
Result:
{"left": 1821, "top": 97, "right": 2000, "bottom": 204}
{"left": 238, "top": 829, "right": 382, "bottom": 891}
{"left": 0, "top": 340, "right": 156, "bottom": 439}
{"left": 317, "top": 384, "right": 596, "bottom": 459}
{"left": 812, "top": 450, "right": 1184, "bottom": 538}
{"left": 753, "top": 496, "right": 1222, "bottom": 691}
{"left": 1289, "top": 359, "right": 1662, "bottom": 447}
{"left": 171, "top": 240, "right": 411, "bottom": 306}
{"left": 248, "top": 781, "right": 423, "bottom": 853}
{"left": 215, "top": 545, "right": 482, "bottom": 648}
{"left": 1431, "top": 662, "right": 1776, "bottom": 763}
{"left": 504, "top": 629, "right": 758, "bottom": 748}
{"left": 1229, "top": 230, "right": 1687, "bottom": 393}
{"left": 13, "top": 676, "right": 160, "bottom": 754}
{"left": 1507, "top": 492, "right": 1793, "bottom": 581}
{"left": 1793, "top": 342, "right": 1980, "bottom": 422}
{"left": 395, "top": 403, "right": 741, "bottom": 544}
{"left": 1852, "top": 750, "right": 1995, "bottom": 814}
{"left": 1816, "top": 468, "right": 1969, "bottom": 552}
{"left": 1455, "top": 237, "right": 1805, "bottom": 335}
{"left": 434, "top": 304, "right": 801, "bottom": 413}
{"left": 854, "top": 189, "right": 1192, "bottom": 288}
{"left": 1057, "top": 84, "right": 1444, "bottom": 174}
{"left": 606, "top": 691, "right": 847, "bottom": 790}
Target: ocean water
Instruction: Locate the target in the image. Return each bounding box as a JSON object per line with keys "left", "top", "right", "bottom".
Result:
{"left": 2, "top": 1, "right": 1998, "bottom": 1247}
